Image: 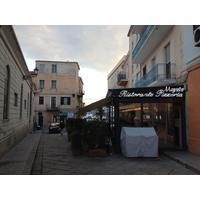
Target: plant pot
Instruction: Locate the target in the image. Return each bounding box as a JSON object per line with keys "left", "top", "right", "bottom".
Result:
{"left": 72, "top": 148, "right": 81, "bottom": 156}
{"left": 88, "top": 148, "right": 107, "bottom": 157}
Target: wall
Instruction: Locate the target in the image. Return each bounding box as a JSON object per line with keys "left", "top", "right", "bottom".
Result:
{"left": 34, "top": 61, "right": 84, "bottom": 126}
{"left": 187, "top": 65, "right": 200, "bottom": 155}
{"left": 0, "top": 26, "right": 34, "bottom": 158}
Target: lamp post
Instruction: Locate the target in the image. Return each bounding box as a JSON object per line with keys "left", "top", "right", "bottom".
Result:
{"left": 23, "top": 67, "right": 39, "bottom": 80}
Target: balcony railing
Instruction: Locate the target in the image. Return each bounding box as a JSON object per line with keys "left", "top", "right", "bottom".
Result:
{"left": 46, "top": 105, "right": 60, "bottom": 111}
{"left": 134, "top": 63, "right": 176, "bottom": 88}
{"left": 117, "top": 71, "right": 128, "bottom": 86}
{"left": 132, "top": 25, "right": 155, "bottom": 61}
{"left": 77, "top": 91, "right": 85, "bottom": 97}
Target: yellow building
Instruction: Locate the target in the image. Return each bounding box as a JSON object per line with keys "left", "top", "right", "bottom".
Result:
{"left": 33, "top": 60, "right": 84, "bottom": 127}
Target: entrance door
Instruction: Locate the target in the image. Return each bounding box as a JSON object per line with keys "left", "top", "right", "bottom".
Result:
{"left": 174, "top": 103, "right": 182, "bottom": 148}
{"left": 165, "top": 43, "right": 171, "bottom": 79}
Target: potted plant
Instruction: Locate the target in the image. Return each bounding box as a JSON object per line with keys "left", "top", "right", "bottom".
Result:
{"left": 70, "top": 130, "right": 82, "bottom": 156}
{"left": 83, "top": 121, "right": 111, "bottom": 157}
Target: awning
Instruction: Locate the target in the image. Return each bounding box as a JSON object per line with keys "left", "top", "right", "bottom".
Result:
{"left": 76, "top": 96, "right": 112, "bottom": 116}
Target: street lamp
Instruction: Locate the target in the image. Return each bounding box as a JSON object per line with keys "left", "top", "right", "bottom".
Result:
{"left": 23, "top": 67, "right": 39, "bottom": 80}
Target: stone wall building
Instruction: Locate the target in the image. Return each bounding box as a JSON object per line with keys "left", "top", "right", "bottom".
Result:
{"left": 0, "top": 25, "right": 36, "bottom": 158}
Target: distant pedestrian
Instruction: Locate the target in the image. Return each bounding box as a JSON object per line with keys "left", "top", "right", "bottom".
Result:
{"left": 60, "top": 121, "right": 65, "bottom": 136}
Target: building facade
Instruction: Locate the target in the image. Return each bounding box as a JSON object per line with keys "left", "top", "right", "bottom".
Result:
{"left": 107, "top": 55, "right": 129, "bottom": 89}
{"left": 33, "top": 60, "right": 84, "bottom": 127}
{"left": 0, "top": 25, "right": 36, "bottom": 158}
{"left": 107, "top": 25, "right": 200, "bottom": 155}
{"left": 184, "top": 25, "right": 200, "bottom": 155}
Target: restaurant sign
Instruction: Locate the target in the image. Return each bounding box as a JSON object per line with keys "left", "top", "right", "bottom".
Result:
{"left": 118, "top": 86, "right": 185, "bottom": 98}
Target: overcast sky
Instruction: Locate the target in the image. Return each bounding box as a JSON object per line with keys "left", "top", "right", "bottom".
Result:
{"left": 13, "top": 25, "right": 130, "bottom": 105}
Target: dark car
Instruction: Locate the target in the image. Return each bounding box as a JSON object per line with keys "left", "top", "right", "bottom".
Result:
{"left": 49, "top": 123, "right": 61, "bottom": 133}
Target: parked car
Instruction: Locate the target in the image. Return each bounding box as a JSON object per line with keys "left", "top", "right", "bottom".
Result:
{"left": 49, "top": 123, "right": 61, "bottom": 133}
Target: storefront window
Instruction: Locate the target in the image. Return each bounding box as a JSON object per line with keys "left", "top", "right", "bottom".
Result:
{"left": 119, "top": 103, "right": 141, "bottom": 127}
{"left": 118, "top": 102, "right": 175, "bottom": 148}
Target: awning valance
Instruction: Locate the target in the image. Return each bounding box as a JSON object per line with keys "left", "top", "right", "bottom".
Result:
{"left": 76, "top": 96, "right": 112, "bottom": 116}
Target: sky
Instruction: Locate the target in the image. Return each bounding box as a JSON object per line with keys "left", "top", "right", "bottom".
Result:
{"left": 13, "top": 25, "right": 130, "bottom": 105}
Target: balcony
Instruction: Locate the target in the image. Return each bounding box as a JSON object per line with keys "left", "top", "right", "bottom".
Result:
{"left": 46, "top": 105, "right": 60, "bottom": 111}
{"left": 132, "top": 25, "right": 173, "bottom": 63}
{"left": 77, "top": 91, "right": 85, "bottom": 97}
{"left": 117, "top": 71, "right": 128, "bottom": 86}
{"left": 134, "top": 63, "right": 176, "bottom": 88}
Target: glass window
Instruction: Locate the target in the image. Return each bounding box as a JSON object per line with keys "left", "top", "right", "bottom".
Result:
{"left": 24, "top": 100, "right": 26, "bottom": 109}
{"left": 3, "top": 65, "right": 10, "bottom": 119}
{"left": 52, "top": 64, "right": 57, "bottom": 73}
{"left": 51, "top": 97, "right": 57, "bottom": 108}
{"left": 14, "top": 93, "right": 18, "bottom": 107}
{"left": 39, "top": 64, "right": 45, "bottom": 72}
{"left": 51, "top": 80, "right": 57, "bottom": 88}
{"left": 20, "top": 84, "right": 23, "bottom": 118}
{"left": 39, "top": 80, "right": 45, "bottom": 89}
{"left": 61, "top": 97, "right": 71, "bottom": 105}
{"left": 39, "top": 96, "right": 44, "bottom": 105}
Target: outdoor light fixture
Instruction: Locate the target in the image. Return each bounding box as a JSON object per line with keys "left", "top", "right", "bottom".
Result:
{"left": 23, "top": 67, "right": 39, "bottom": 80}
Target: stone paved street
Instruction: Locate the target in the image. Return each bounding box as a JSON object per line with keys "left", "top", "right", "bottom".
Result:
{"left": 31, "top": 129, "right": 198, "bottom": 175}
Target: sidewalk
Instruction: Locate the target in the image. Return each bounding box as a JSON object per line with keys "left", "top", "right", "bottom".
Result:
{"left": 0, "top": 130, "right": 42, "bottom": 175}
{"left": 162, "top": 151, "right": 200, "bottom": 174}
{"left": 0, "top": 129, "right": 200, "bottom": 175}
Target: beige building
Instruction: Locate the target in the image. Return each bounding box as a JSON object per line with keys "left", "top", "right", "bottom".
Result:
{"left": 0, "top": 25, "right": 36, "bottom": 158}
{"left": 33, "top": 60, "right": 84, "bottom": 127}
{"left": 107, "top": 54, "right": 129, "bottom": 89}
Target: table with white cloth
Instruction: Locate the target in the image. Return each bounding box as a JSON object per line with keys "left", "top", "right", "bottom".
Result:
{"left": 120, "top": 127, "right": 158, "bottom": 157}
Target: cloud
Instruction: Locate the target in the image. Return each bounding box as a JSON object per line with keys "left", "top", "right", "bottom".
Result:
{"left": 13, "top": 25, "right": 129, "bottom": 105}
{"left": 14, "top": 25, "right": 129, "bottom": 73}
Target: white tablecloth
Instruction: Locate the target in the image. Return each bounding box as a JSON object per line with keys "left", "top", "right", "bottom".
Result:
{"left": 120, "top": 127, "right": 158, "bottom": 157}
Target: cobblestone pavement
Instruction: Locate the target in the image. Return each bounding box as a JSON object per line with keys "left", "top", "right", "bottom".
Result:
{"left": 31, "top": 130, "right": 198, "bottom": 175}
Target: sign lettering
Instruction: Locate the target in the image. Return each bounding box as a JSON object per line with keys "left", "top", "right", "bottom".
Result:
{"left": 118, "top": 86, "right": 184, "bottom": 98}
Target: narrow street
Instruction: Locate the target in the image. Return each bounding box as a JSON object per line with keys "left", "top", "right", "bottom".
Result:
{"left": 31, "top": 128, "right": 197, "bottom": 175}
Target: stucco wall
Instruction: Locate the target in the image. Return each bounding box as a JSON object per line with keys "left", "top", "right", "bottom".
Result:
{"left": 187, "top": 65, "right": 200, "bottom": 155}
{"left": 0, "top": 27, "right": 34, "bottom": 158}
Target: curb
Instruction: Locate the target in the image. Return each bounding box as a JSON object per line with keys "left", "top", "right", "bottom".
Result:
{"left": 162, "top": 152, "right": 200, "bottom": 175}
{"left": 22, "top": 131, "right": 42, "bottom": 175}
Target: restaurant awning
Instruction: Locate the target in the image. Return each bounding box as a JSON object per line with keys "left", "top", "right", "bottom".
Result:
{"left": 76, "top": 96, "right": 112, "bottom": 116}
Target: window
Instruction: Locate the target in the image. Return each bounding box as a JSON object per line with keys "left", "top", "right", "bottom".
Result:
{"left": 61, "top": 97, "right": 71, "bottom": 105}
{"left": 24, "top": 100, "right": 26, "bottom": 109}
{"left": 20, "top": 84, "right": 23, "bottom": 118}
{"left": 52, "top": 64, "right": 57, "bottom": 73}
{"left": 39, "top": 80, "right": 45, "bottom": 89}
{"left": 132, "top": 64, "right": 134, "bottom": 73}
{"left": 39, "top": 96, "right": 44, "bottom": 105}
{"left": 51, "top": 80, "right": 57, "bottom": 89}
{"left": 39, "top": 64, "right": 45, "bottom": 72}
{"left": 51, "top": 97, "right": 57, "bottom": 108}
{"left": 152, "top": 57, "right": 156, "bottom": 69}
{"left": 14, "top": 93, "right": 18, "bottom": 107}
{"left": 3, "top": 65, "right": 10, "bottom": 119}
{"left": 143, "top": 65, "right": 146, "bottom": 77}
{"left": 27, "top": 93, "right": 29, "bottom": 117}
{"left": 132, "top": 41, "right": 134, "bottom": 50}
{"left": 165, "top": 43, "right": 171, "bottom": 78}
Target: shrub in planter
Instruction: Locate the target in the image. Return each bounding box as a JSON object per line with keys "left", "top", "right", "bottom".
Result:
{"left": 70, "top": 131, "right": 82, "bottom": 156}
{"left": 83, "top": 121, "right": 111, "bottom": 152}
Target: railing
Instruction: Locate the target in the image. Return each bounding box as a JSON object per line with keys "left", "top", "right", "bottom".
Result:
{"left": 134, "top": 63, "right": 176, "bottom": 88}
{"left": 46, "top": 105, "right": 60, "bottom": 111}
{"left": 77, "top": 91, "right": 85, "bottom": 97}
{"left": 117, "top": 71, "right": 127, "bottom": 85}
{"left": 132, "top": 25, "right": 155, "bottom": 61}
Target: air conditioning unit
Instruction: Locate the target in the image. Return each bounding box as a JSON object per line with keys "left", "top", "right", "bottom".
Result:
{"left": 194, "top": 27, "right": 200, "bottom": 47}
